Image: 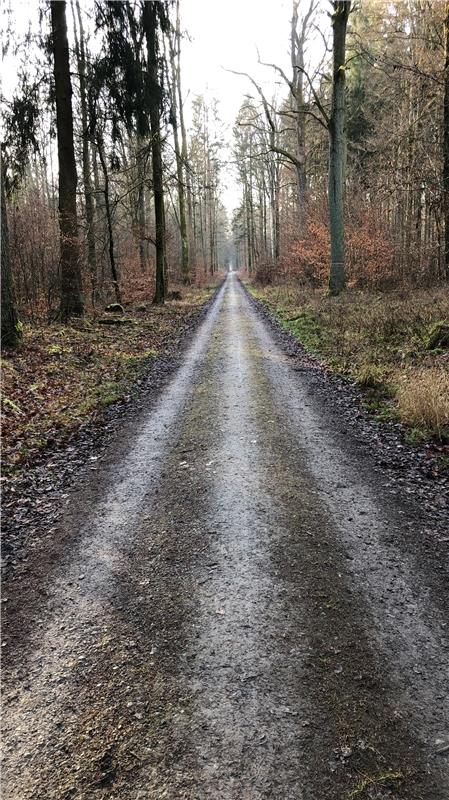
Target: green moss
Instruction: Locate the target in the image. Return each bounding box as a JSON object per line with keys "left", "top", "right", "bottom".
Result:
{"left": 3, "top": 397, "right": 24, "bottom": 415}
{"left": 284, "top": 311, "right": 325, "bottom": 353}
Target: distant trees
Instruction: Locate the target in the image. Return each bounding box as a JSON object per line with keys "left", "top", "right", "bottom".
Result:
{"left": 232, "top": 99, "right": 280, "bottom": 273}
{"left": 2, "top": 0, "right": 231, "bottom": 330}
{"left": 50, "top": 0, "right": 84, "bottom": 318}
{"left": 231, "top": 0, "right": 448, "bottom": 290}
{"left": 188, "top": 96, "right": 227, "bottom": 275}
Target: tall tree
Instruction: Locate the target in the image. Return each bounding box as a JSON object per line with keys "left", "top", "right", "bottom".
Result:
{"left": 1, "top": 166, "right": 21, "bottom": 347}
{"left": 168, "top": 2, "right": 190, "bottom": 283}
{"left": 71, "top": 0, "right": 97, "bottom": 300}
{"left": 50, "top": 0, "right": 84, "bottom": 317}
{"left": 444, "top": 1, "right": 449, "bottom": 279}
{"left": 328, "top": 0, "right": 351, "bottom": 295}
{"left": 143, "top": 0, "right": 167, "bottom": 304}
{"left": 175, "top": 0, "right": 194, "bottom": 272}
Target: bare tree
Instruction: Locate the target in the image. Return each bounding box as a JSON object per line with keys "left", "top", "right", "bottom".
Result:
{"left": 328, "top": 1, "right": 351, "bottom": 295}
{"left": 168, "top": 0, "right": 190, "bottom": 282}
{"left": 71, "top": 0, "right": 97, "bottom": 301}
{"left": 1, "top": 164, "right": 21, "bottom": 347}
{"left": 444, "top": 1, "right": 449, "bottom": 279}
{"left": 50, "top": 0, "right": 84, "bottom": 318}
{"left": 143, "top": 0, "right": 166, "bottom": 304}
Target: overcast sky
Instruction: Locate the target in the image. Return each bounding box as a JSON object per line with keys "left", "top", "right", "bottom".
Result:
{"left": 2, "top": 0, "right": 330, "bottom": 213}
{"left": 181, "top": 0, "right": 330, "bottom": 210}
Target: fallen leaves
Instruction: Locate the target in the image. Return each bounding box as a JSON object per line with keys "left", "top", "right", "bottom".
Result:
{"left": 1, "top": 289, "right": 212, "bottom": 476}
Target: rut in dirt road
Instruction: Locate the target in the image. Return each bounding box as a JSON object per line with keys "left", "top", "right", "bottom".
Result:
{"left": 2, "top": 273, "right": 449, "bottom": 800}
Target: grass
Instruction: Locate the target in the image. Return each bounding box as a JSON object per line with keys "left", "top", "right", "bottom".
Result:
{"left": 1, "top": 286, "right": 214, "bottom": 476}
{"left": 249, "top": 283, "right": 449, "bottom": 442}
{"left": 347, "top": 769, "right": 404, "bottom": 799}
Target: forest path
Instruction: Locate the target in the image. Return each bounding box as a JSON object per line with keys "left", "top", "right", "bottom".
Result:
{"left": 2, "top": 273, "right": 449, "bottom": 800}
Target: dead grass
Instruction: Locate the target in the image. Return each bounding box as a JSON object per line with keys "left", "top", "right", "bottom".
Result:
{"left": 249, "top": 282, "right": 449, "bottom": 440}
{"left": 395, "top": 368, "right": 449, "bottom": 440}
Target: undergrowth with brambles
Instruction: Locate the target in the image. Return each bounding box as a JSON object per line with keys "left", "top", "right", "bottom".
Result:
{"left": 248, "top": 283, "right": 449, "bottom": 443}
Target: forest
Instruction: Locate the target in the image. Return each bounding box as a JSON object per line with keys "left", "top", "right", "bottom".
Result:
{"left": 1, "top": 0, "right": 449, "bottom": 465}
{"left": 3, "top": 4, "right": 449, "bottom": 799}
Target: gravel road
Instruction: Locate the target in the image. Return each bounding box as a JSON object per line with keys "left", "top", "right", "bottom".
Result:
{"left": 2, "top": 273, "right": 449, "bottom": 799}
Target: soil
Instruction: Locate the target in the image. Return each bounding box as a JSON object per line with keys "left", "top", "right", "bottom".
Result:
{"left": 2, "top": 274, "right": 449, "bottom": 799}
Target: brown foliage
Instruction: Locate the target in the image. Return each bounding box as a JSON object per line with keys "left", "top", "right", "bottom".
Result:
{"left": 268, "top": 200, "right": 397, "bottom": 290}
{"left": 9, "top": 188, "right": 60, "bottom": 315}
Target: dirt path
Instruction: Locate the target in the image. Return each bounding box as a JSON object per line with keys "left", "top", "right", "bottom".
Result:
{"left": 2, "top": 274, "right": 449, "bottom": 799}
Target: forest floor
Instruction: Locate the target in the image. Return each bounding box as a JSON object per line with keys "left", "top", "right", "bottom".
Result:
{"left": 2, "top": 273, "right": 449, "bottom": 799}
{"left": 1, "top": 285, "right": 214, "bottom": 478}
{"left": 248, "top": 283, "right": 449, "bottom": 451}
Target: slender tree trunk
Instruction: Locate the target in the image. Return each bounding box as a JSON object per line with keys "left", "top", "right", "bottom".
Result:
{"left": 50, "top": 0, "right": 84, "bottom": 318}
{"left": 174, "top": 0, "right": 194, "bottom": 268}
{"left": 92, "top": 145, "right": 107, "bottom": 292}
{"left": 1, "top": 167, "right": 21, "bottom": 347}
{"left": 291, "top": 1, "right": 307, "bottom": 229}
{"left": 169, "top": 7, "right": 190, "bottom": 283}
{"left": 444, "top": 1, "right": 449, "bottom": 279}
{"left": 97, "top": 135, "right": 121, "bottom": 304}
{"left": 72, "top": 0, "right": 97, "bottom": 301}
{"left": 328, "top": 1, "right": 350, "bottom": 295}
{"left": 274, "top": 175, "right": 280, "bottom": 262}
{"left": 136, "top": 136, "right": 147, "bottom": 273}
{"left": 176, "top": 23, "right": 194, "bottom": 274}
{"left": 143, "top": 1, "right": 166, "bottom": 304}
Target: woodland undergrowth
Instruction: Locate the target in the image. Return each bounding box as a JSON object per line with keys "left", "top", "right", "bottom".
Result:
{"left": 249, "top": 283, "right": 449, "bottom": 444}
{"left": 1, "top": 285, "right": 214, "bottom": 476}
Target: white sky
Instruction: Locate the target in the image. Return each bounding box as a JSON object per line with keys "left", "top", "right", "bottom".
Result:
{"left": 1, "top": 0, "right": 330, "bottom": 213}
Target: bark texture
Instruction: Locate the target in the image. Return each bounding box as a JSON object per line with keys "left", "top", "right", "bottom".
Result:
{"left": 444, "top": 2, "right": 449, "bottom": 280}
{"left": 169, "top": 10, "right": 190, "bottom": 283}
{"left": 1, "top": 166, "right": 21, "bottom": 347}
{"left": 72, "top": 0, "right": 97, "bottom": 299}
{"left": 143, "top": 0, "right": 166, "bottom": 305}
{"left": 51, "top": 0, "right": 84, "bottom": 317}
{"left": 328, "top": 1, "right": 350, "bottom": 296}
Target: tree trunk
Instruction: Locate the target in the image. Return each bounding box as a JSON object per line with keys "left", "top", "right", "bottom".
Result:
{"left": 291, "top": 0, "right": 307, "bottom": 230}
{"left": 169, "top": 2, "right": 190, "bottom": 283}
{"left": 1, "top": 167, "right": 21, "bottom": 347}
{"left": 97, "top": 134, "right": 121, "bottom": 304}
{"left": 143, "top": 1, "right": 166, "bottom": 305}
{"left": 176, "top": 26, "right": 194, "bottom": 273}
{"left": 136, "top": 136, "right": 148, "bottom": 273}
{"left": 328, "top": 1, "right": 350, "bottom": 296}
{"left": 50, "top": 0, "right": 84, "bottom": 318}
{"left": 444, "top": 1, "right": 449, "bottom": 279}
{"left": 72, "top": 0, "right": 97, "bottom": 301}
{"left": 92, "top": 145, "right": 107, "bottom": 292}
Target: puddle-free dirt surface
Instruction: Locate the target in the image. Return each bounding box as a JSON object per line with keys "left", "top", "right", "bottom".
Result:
{"left": 2, "top": 274, "right": 449, "bottom": 799}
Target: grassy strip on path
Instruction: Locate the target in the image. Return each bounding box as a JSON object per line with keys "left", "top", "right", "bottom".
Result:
{"left": 1, "top": 286, "right": 215, "bottom": 476}
{"left": 248, "top": 283, "right": 449, "bottom": 445}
